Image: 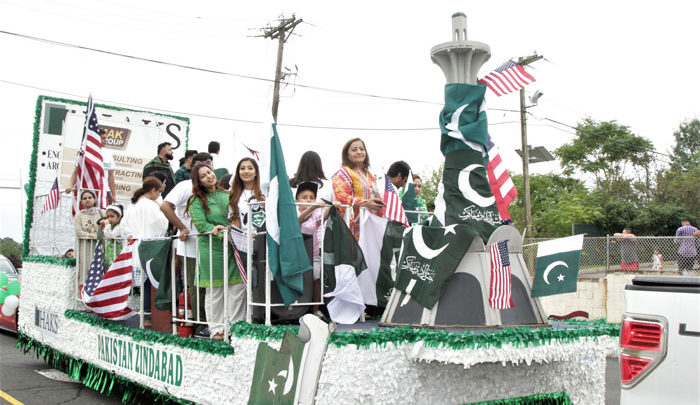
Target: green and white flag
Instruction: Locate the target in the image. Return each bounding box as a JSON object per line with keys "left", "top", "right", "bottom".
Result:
{"left": 323, "top": 206, "right": 367, "bottom": 324}
{"left": 357, "top": 211, "right": 405, "bottom": 307}
{"left": 394, "top": 224, "right": 478, "bottom": 309}
{"left": 248, "top": 329, "right": 305, "bottom": 405}
{"left": 398, "top": 171, "right": 418, "bottom": 224}
{"left": 433, "top": 83, "right": 499, "bottom": 242}
{"left": 138, "top": 239, "right": 174, "bottom": 311}
{"left": 531, "top": 234, "right": 584, "bottom": 297}
{"left": 267, "top": 123, "right": 312, "bottom": 307}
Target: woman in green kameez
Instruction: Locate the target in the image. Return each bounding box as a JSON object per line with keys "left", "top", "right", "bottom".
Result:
{"left": 187, "top": 163, "right": 245, "bottom": 341}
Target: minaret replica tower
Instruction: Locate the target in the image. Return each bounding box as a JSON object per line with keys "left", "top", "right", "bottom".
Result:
{"left": 430, "top": 12, "right": 490, "bottom": 85}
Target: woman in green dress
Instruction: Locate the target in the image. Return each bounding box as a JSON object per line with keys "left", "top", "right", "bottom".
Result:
{"left": 187, "top": 163, "right": 245, "bottom": 340}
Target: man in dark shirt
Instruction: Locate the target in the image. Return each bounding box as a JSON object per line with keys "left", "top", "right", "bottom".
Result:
{"left": 143, "top": 142, "right": 176, "bottom": 197}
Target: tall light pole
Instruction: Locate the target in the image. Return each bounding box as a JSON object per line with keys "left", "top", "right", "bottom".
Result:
{"left": 518, "top": 54, "right": 543, "bottom": 236}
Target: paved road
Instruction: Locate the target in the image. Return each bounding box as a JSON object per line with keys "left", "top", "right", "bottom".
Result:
{"left": 0, "top": 330, "right": 121, "bottom": 405}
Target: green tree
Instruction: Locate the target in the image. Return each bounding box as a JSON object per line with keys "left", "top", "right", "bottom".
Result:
{"left": 0, "top": 237, "right": 22, "bottom": 257}
{"left": 510, "top": 174, "right": 600, "bottom": 237}
{"left": 555, "top": 118, "right": 654, "bottom": 195}
{"left": 419, "top": 164, "right": 442, "bottom": 212}
{"left": 670, "top": 119, "right": 700, "bottom": 172}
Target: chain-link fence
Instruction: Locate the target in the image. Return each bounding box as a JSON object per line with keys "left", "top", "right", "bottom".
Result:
{"left": 523, "top": 236, "right": 700, "bottom": 278}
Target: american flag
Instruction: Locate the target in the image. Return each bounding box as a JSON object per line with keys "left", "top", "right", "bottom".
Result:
{"left": 382, "top": 176, "right": 408, "bottom": 226}
{"left": 41, "top": 177, "right": 61, "bottom": 214}
{"left": 487, "top": 135, "right": 518, "bottom": 220}
{"left": 244, "top": 144, "right": 260, "bottom": 161}
{"left": 228, "top": 228, "right": 248, "bottom": 287}
{"left": 478, "top": 60, "right": 536, "bottom": 97}
{"left": 81, "top": 241, "right": 136, "bottom": 320}
{"left": 489, "top": 240, "right": 513, "bottom": 309}
{"left": 72, "top": 95, "right": 105, "bottom": 215}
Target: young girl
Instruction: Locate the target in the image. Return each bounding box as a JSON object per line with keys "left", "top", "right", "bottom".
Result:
{"left": 74, "top": 190, "right": 105, "bottom": 238}
{"left": 98, "top": 204, "right": 125, "bottom": 267}
{"left": 296, "top": 182, "right": 339, "bottom": 316}
{"left": 652, "top": 249, "right": 663, "bottom": 270}
{"left": 228, "top": 158, "right": 266, "bottom": 233}
{"left": 188, "top": 163, "right": 244, "bottom": 341}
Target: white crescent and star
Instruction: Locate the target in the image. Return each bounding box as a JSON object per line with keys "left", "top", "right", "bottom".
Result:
{"left": 267, "top": 356, "right": 295, "bottom": 396}
{"left": 412, "top": 226, "right": 448, "bottom": 259}
{"left": 543, "top": 261, "right": 569, "bottom": 285}
{"left": 446, "top": 103, "right": 470, "bottom": 140}
{"left": 458, "top": 164, "right": 496, "bottom": 208}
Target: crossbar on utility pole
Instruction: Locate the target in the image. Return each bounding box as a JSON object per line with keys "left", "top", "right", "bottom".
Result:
{"left": 518, "top": 53, "right": 543, "bottom": 237}
{"left": 262, "top": 15, "right": 303, "bottom": 123}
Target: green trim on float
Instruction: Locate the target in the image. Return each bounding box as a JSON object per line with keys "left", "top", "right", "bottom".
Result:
{"left": 464, "top": 391, "right": 572, "bottom": 405}
{"left": 16, "top": 333, "right": 195, "bottom": 405}
{"left": 22, "top": 95, "right": 190, "bottom": 258}
{"left": 64, "top": 310, "right": 234, "bottom": 357}
{"left": 230, "top": 319, "right": 620, "bottom": 350}
{"left": 23, "top": 255, "right": 76, "bottom": 267}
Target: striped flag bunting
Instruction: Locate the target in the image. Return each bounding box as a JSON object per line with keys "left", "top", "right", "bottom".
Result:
{"left": 82, "top": 240, "right": 136, "bottom": 320}
{"left": 487, "top": 135, "right": 518, "bottom": 220}
{"left": 228, "top": 227, "right": 248, "bottom": 287}
{"left": 41, "top": 177, "right": 61, "bottom": 214}
{"left": 478, "top": 60, "right": 536, "bottom": 97}
{"left": 381, "top": 176, "right": 408, "bottom": 226}
{"left": 72, "top": 95, "right": 105, "bottom": 215}
{"left": 489, "top": 240, "right": 513, "bottom": 309}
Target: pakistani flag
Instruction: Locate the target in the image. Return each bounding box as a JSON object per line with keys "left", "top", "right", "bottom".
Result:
{"left": 267, "top": 123, "right": 312, "bottom": 307}
{"left": 323, "top": 206, "right": 367, "bottom": 324}
{"left": 394, "top": 224, "right": 478, "bottom": 309}
{"left": 433, "top": 83, "right": 499, "bottom": 242}
{"left": 357, "top": 210, "right": 405, "bottom": 308}
{"left": 399, "top": 172, "right": 418, "bottom": 224}
{"left": 248, "top": 329, "right": 305, "bottom": 405}
{"left": 531, "top": 235, "right": 584, "bottom": 297}
{"left": 138, "top": 239, "right": 174, "bottom": 311}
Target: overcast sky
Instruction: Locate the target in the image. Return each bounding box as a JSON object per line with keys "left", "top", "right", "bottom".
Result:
{"left": 1, "top": 1, "right": 698, "bottom": 241}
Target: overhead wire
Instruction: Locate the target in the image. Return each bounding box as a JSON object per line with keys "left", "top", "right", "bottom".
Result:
{"left": 0, "top": 29, "right": 521, "bottom": 113}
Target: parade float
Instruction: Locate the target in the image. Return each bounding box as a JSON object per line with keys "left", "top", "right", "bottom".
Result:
{"left": 15, "top": 13, "right": 620, "bottom": 405}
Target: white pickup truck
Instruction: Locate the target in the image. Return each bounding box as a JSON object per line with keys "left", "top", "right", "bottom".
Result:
{"left": 620, "top": 276, "right": 700, "bottom": 404}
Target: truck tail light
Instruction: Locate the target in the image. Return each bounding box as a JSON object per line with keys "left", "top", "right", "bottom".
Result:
{"left": 620, "top": 320, "right": 663, "bottom": 351}
{"left": 619, "top": 314, "right": 667, "bottom": 388}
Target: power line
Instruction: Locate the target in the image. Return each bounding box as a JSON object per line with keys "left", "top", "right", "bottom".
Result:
{"left": 0, "top": 28, "right": 523, "bottom": 112}
{"left": 0, "top": 77, "right": 523, "bottom": 132}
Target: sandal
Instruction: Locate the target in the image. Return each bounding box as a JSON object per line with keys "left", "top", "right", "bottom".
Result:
{"left": 212, "top": 332, "right": 224, "bottom": 341}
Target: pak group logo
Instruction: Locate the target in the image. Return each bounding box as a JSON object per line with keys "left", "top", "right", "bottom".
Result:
{"left": 99, "top": 125, "right": 132, "bottom": 150}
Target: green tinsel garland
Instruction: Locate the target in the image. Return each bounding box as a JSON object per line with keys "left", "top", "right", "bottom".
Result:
{"left": 16, "top": 333, "right": 195, "bottom": 405}
{"left": 464, "top": 391, "right": 572, "bottom": 405}
{"left": 23, "top": 255, "right": 75, "bottom": 267}
{"left": 229, "top": 320, "right": 620, "bottom": 350}
{"left": 65, "top": 310, "right": 234, "bottom": 357}
{"left": 22, "top": 95, "right": 190, "bottom": 258}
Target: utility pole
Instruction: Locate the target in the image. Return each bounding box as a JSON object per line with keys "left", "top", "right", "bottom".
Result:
{"left": 518, "top": 53, "right": 543, "bottom": 237}
{"left": 262, "top": 15, "right": 303, "bottom": 123}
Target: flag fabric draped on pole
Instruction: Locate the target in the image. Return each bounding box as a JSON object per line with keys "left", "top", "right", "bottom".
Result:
{"left": 41, "top": 177, "right": 61, "bottom": 214}
{"left": 489, "top": 240, "right": 513, "bottom": 309}
{"left": 487, "top": 135, "right": 518, "bottom": 220}
{"left": 82, "top": 241, "right": 136, "bottom": 320}
{"left": 478, "top": 60, "right": 536, "bottom": 97}
{"left": 433, "top": 84, "right": 500, "bottom": 242}
{"left": 381, "top": 176, "right": 408, "bottom": 226}
{"left": 73, "top": 95, "right": 106, "bottom": 215}
{"left": 267, "top": 123, "right": 311, "bottom": 307}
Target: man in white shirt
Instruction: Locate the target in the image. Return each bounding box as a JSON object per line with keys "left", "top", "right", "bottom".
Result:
{"left": 160, "top": 152, "right": 212, "bottom": 335}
